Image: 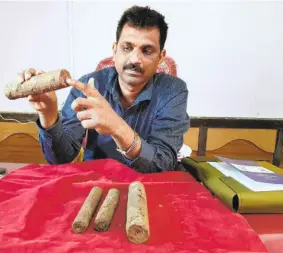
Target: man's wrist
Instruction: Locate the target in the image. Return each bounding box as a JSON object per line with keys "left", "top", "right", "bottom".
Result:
{"left": 111, "top": 117, "right": 141, "bottom": 159}
{"left": 116, "top": 131, "right": 138, "bottom": 156}
{"left": 38, "top": 111, "right": 59, "bottom": 129}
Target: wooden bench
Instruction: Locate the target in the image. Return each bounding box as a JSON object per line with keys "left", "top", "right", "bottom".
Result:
{"left": 1, "top": 113, "right": 283, "bottom": 167}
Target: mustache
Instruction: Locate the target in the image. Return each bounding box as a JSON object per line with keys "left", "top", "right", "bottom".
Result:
{"left": 123, "top": 63, "right": 144, "bottom": 73}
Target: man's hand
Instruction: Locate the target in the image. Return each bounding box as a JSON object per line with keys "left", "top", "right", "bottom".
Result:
{"left": 67, "top": 78, "right": 124, "bottom": 136}
{"left": 67, "top": 77, "right": 142, "bottom": 160}
{"left": 18, "top": 68, "right": 58, "bottom": 129}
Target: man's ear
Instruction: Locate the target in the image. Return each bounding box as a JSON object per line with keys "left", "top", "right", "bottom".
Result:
{"left": 112, "top": 42, "right": 117, "bottom": 61}
{"left": 158, "top": 49, "right": 166, "bottom": 66}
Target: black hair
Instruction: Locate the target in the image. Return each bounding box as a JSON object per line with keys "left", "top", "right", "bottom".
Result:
{"left": 116, "top": 5, "right": 168, "bottom": 51}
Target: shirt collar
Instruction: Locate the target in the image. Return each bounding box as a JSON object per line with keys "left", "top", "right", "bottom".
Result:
{"left": 105, "top": 67, "right": 156, "bottom": 106}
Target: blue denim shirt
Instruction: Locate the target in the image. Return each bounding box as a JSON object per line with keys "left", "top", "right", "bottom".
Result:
{"left": 37, "top": 67, "right": 190, "bottom": 173}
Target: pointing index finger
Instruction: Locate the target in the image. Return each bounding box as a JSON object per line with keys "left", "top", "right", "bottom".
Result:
{"left": 66, "top": 78, "right": 98, "bottom": 97}
{"left": 88, "top": 77, "right": 95, "bottom": 89}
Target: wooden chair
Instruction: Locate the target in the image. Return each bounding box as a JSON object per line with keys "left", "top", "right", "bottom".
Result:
{"left": 183, "top": 119, "right": 283, "bottom": 168}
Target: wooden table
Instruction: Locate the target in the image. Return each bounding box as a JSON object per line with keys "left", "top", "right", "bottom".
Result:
{"left": 1, "top": 162, "right": 282, "bottom": 253}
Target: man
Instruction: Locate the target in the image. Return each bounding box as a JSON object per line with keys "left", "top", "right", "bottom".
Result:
{"left": 18, "top": 5, "right": 190, "bottom": 173}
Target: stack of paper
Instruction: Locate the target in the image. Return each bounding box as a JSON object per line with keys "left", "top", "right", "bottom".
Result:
{"left": 208, "top": 157, "right": 283, "bottom": 192}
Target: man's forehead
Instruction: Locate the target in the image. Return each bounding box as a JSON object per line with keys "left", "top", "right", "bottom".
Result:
{"left": 119, "top": 24, "right": 160, "bottom": 46}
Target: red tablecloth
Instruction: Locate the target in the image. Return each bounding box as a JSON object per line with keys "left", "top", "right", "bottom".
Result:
{"left": 0, "top": 159, "right": 267, "bottom": 253}
{"left": 244, "top": 214, "right": 283, "bottom": 253}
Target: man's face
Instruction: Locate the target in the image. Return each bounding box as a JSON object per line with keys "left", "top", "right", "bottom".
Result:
{"left": 113, "top": 24, "right": 165, "bottom": 88}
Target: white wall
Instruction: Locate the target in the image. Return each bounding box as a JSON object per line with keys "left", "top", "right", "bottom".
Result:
{"left": 1, "top": 1, "right": 283, "bottom": 118}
